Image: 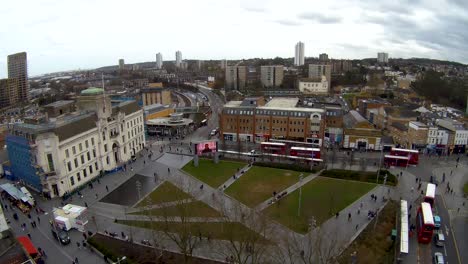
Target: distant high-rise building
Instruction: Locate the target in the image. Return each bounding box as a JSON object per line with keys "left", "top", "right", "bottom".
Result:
{"left": 225, "top": 66, "right": 247, "bottom": 91}
{"left": 118, "top": 59, "right": 125, "bottom": 70}
{"left": 7, "top": 52, "right": 28, "bottom": 102}
{"left": 175, "top": 51, "right": 182, "bottom": 68}
{"left": 261, "top": 65, "right": 284, "bottom": 88}
{"left": 156, "top": 53, "right": 163, "bottom": 69}
{"left": 220, "top": 59, "right": 227, "bottom": 69}
{"left": 294, "top": 42, "right": 305, "bottom": 66}
{"left": 197, "top": 60, "right": 203, "bottom": 71}
{"left": 319, "top": 53, "right": 329, "bottom": 61}
{"left": 0, "top": 78, "right": 18, "bottom": 109}
{"left": 377, "top": 52, "right": 389, "bottom": 63}
{"left": 331, "top": 60, "right": 353, "bottom": 73}
{"left": 308, "top": 64, "right": 331, "bottom": 91}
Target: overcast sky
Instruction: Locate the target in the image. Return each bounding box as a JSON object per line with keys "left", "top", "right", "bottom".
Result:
{"left": 1, "top": 0, "right": 467, "bottom": 77}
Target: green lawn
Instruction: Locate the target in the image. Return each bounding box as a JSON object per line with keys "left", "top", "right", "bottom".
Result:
{"left": 116, "top": 220, "right": 268, "bottom": 243}
{"left": 225, "top": 166, "right": 301, "bottom": 207}
{"left": 131, "top": 200, "right": 222, "bottom": 218}
{"left": 135, "top": 181, "right": 191, "bottom": 207}
{"left": 182, "top": 158, "right": 246, "bottom": 188}
{"left": 264, "top": 177, "right": 376, "bottom": 233}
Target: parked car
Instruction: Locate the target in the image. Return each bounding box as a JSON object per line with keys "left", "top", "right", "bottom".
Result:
{"left": 249, "top": 150, "right": 261, "bottom": 157}
{"left": 433, "top": 252, "right": 445, "bottom": 264}
{"left": 434, "top": 233, "right": 445, "bottom": 247}
{"left": 433, "top": 215, "right": 441, "bottom": 229}
{"left": 51, "top": 229, "right": 70, "bottom": 245}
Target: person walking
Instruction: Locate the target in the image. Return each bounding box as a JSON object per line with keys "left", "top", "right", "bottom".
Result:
{"left": 75, "top": 257, "right": 79, "bottom": 264}
{"left": 348, "top": 213, "right": 352, "bottom": 222}
{"left": 106, "top": 185, "right": 109, "bottom": 192}
{"left": 37, "top": 216, "right": 40, "bottom": 224}
{"left": 76, "top": 241, "right": 81, "bottom": 249}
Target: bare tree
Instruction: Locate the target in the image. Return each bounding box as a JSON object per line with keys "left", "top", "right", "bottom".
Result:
{"left": 329, "top": 146, "right": 337, "bottom": 170}
{"left": 359, "top": 157, "right": 367, "bottom": 171}
{"left": 278, "top": 225, "right": 342, "bottom": 264}
{"left": 217, "top": 200, "right": 271, "bottom": 264}
{"left": 348, "top": 150, "right": 355, "bottom": 169}
{"left": 139, "top": 178, "right": 202, "bottom": 264}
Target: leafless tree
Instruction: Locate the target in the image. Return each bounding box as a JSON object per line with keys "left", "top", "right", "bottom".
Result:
{"left": 216, "top": 200, "right": 271, "bottom": 264}
{"left": 140, "top": 177, "right": 202, "bottom": 264}
{"left": 359, "top": 157, "right": 367, "bottom": 171}
{"left": 277, "top": 225, "right": 342, "bottom": 264}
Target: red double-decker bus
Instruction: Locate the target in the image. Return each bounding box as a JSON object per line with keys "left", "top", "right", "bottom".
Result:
{"left": 260, "top": 142, "right": 286, "bottom": 155}
{"left": 423, "top": 183, "right": 436, "bottom": 207}
{"left": 416, "top": 202, "right": 435, "bottom": 244}
{"left": 384, "top": 155, "right": 409, "bottom": 167}
{"left": 289, "top": 147, "right": 321, "bottom": 159}
{"left": 390, "top": 148, "right": 419, "bottom": 165}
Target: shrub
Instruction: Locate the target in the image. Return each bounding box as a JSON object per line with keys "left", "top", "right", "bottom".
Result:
{"left": 320, "top": 169, "right": 397, "bottom": 186}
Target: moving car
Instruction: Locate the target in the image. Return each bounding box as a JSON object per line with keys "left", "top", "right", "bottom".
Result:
{"left": 433, "top": 215, "right": 441, "bottom": 229}
{"left": 434, "top": 233, "right": 445, "bottom": 247}
{"left": 249, "top": 150, "right": 261, "bottom": 157}
{"left": 51, "top": 229, "right": 71, "bottom": 245}
{"left": 433, "top": 252, "right": 445, "bottom": 264}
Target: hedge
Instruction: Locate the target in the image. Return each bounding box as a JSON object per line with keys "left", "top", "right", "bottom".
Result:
{"left": 320, "top": 169, "right": 397, "bottom": 186}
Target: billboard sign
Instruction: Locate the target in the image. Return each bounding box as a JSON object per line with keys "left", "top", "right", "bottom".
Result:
{"left": 195, "top": 140, "right": 218, "bottom": 155}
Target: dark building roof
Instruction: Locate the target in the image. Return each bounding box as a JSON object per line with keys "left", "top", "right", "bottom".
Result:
{"left": 391, "top": 122, "right": 408, "bottom": 132}
{"left": 343, "top": 110, "right": 368, "bottom": 128}
{"left": 384, "top": 106, "right": 420, "bottom": 118}
{"left": 10, "top": 100, "right": 141, "bottom": 141}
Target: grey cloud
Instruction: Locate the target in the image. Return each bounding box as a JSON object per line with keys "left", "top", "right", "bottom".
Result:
{"left": 298, "top": 12, "right": 341, "bottom": 24}
{"left": 275, "top": 19, "right": 302, "bottom": 26}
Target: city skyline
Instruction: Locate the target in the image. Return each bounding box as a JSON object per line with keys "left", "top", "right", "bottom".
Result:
{"left": 1, "top": 0, "right": 468, "bottom": 77}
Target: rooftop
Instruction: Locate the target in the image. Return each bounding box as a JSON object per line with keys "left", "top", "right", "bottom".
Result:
{"left": 264, "top": 98, "right": 299, "bottom": 108}
{"left": 391, "top": 122, "right": 408, "bottom": 132}
{"left": 44, "top": 100, "right": 74, "bottom": 108}
{"left": 343, "top": 110, "right": 370, "bottom": 128}
{"left": 80, "top": 87, "right": 104, "bottom": 95}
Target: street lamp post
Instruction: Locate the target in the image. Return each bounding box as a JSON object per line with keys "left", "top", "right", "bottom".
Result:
{"left": 297, "top": 173, "right": 304, "bottom": 217}
{"left": 116, "top": 256, "right": 127, "bottom": 263}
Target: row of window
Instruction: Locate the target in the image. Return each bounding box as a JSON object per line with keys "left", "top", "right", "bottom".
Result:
{"left": 67, "top": 149, "right": 97, "bottom": 172}
{"left": 70, "top": 163, "right": 98, "bottom": 186}
{"left": 65, "top": 137, "right": 96, "bottom": 158}
{"left": 224, "top": 109, "right": 320, "bottom": 117}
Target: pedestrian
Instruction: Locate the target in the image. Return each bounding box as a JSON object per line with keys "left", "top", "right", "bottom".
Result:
{"left": 458, "top": 208, "right": 460, "bottom": 213}
{"left": 33, "top": 221, "right": 37, "bottom": 227}
{"left": 75, "top": 257, "right": 79, "bottom": 264}
{"left": 77, "top": 241, "right": 81, "bottom": 249}
{"left": 355, "top": 224, "right": 358, "bottom": 230}
{"left": 95, "top": 193, "right": 98, "bottom": 199}
{"left": 409, "top": 204, "right": 412, "bottom": 211}
{"left": 450, "top": 170, "right": 453, "bottom": 176}
{"left": 335, "top": 212, "right": 339, "bottom": 218}
{"left": 348, "top": 212, "right": 351, "bottom": 221}
{"left": 105, "top": 185, "right": 109, "bottom": 192}
{"left": 83, "top": 233, "right": 87, "bottom": 240}
{"left": 82, "top": 240, "right": 86, "bottom": 248}
{"left": 121, "top": 231, "right": 125, "bottom": 238}
{"left": 411, "top": 187, "right": 414, "bottom": 193}
{"left": 27, "top": 233, "right": 31, "bottom": 239}
{"left": 85, "top": 202, "right": 88, "bottom": 207}
{"left": 41, "top": 249, "right": 47, "bottom": 258}
{"left": 374, "top": 195, "right": 377, "bottom": 202}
